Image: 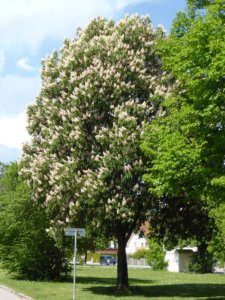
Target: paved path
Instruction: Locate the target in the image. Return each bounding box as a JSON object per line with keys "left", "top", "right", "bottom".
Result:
{"left": 84, "top": 262, "right": 225, "bottom": 271}
{"left": 0, "top": 285, "right": 34, "bottom": 300}
{"left": 85, "top": 262, "right": 151, "bottom": 268}
{"left": 70, "top": 261, "right": 151, "bottom": 268}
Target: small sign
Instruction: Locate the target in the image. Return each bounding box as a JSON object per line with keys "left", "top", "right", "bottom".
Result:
{"left": 65, "top": 228, "right": 86, "bottom": 300}
{"left": 65, "top": 228, "right": 86, "bottom": 237}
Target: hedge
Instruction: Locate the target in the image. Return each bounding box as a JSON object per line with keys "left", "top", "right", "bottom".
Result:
{"left": 87, "top": 252, "right": 117, "bottom": 262}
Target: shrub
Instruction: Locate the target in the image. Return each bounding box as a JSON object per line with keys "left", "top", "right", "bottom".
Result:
{"left": 131, "top": 249, "right": 148, "bottom": 259}
{"left": 79, "top": 257, "right": 85, "bottom": 266}
{"left": 0, "top": 162, "right": 71, "bottom": 281}
{"left": 145, "top": 239, "right": 168, "bottom": 270}
{"left": 188, "top": 252, "right": 214, "bottom": 273}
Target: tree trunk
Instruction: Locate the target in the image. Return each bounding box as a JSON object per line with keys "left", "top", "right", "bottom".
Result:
{"left": 198, "top": 242, "right": 207, "bottom": 260}
{"left": 117, "top": 228, "right": 129, "bottom": 290}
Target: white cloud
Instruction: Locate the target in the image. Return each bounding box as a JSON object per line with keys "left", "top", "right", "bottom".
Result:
{"left": 17, "top": 57, "right": 35, "bottom": 70}
{"left": 0, "top": 74, "right": 41, "bottom": 117}
{"left": 0, "top": 0, "right": 153, "bottom": 54}
{"left": 0, "top": 50, "right": 5, "bottom": 72}
{"left": 0, "top": 112, "right": 31, "bottom": 150}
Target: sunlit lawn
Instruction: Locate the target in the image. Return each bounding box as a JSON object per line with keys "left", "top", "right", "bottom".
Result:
{"left": 0, "top": 265, "right": 225, "bottom": 300}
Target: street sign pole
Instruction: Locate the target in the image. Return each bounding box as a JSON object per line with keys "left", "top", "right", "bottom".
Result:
{"left": 65, "top": 228, "right": 85, "bottom": 300}
{"left": 73, "top": 230, "right": 77, "bottom": 300}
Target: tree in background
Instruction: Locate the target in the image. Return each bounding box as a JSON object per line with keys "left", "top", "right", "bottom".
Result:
{"left": 76, "top": 234, "right": 112, "bottom": 264}
{"left": 0, "top": 162, "right": 70, "bottom": 280}
{"left": 147, "top": 196, "right": 215, "bottom": 272}
{"left": 0, "top": 162, "right": 8, "bottom": 179}
{"left": 141, "top": 0, "right": 225, "bottom": 272}
{"left": 145, "top": 239, "right": 168, "bottom": 270}
{"left": 141, "top": 0, "right": 225, "bottom": 204}
{"left": 148, "top": 197, "right": 215, "bottom": 250}
{"left": 131, "top": 239, "right": 168, "bottom": 270}
{"left": 208, "top": 204, "right": 225, "bottom": 270}
{"left": 18, "top": 14, "right": 176, "bottom": 289}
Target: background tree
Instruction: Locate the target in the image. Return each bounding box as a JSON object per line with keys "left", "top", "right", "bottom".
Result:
{"left": 145, "top": 239, "right": 168, "bottom": 270}
{"left": 0, "top": 162, "right": 8, "bottom": 179}
{"left": 147, "top": 195, "right": 215, "bottom": 272}
{"left": 76, "top": 233, "right": 112, "bottom": 264}
{"left": 208, "top": 203, "right": 225, "bottom": 270}
{"left": 18, "top": 14, "right": 175, "bottom": 289}
{"left": 141, "top": 0, "right": 225, "bottom": 204}
{"left": 131, "top": 239, "right": 168, "bottom": 270}
{"left": 0, "top": 162, "right": 70, "bottom": 280}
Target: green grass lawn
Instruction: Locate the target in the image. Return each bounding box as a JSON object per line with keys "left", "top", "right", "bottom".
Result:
{"left": 0, "top": 266, "right": 225, "bottom": 300}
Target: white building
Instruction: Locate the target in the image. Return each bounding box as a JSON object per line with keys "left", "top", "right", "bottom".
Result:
{"left": 126, "top": 232, "right": 148, "bottom": 254}
{"left": 126, "top": 222, "right": 150, "bottom": 254}
{"left": 165, "top": 248, "right": 197, "bottom": 272}
{"left": 126, "top": 225, "right": 197, "bottom": 272}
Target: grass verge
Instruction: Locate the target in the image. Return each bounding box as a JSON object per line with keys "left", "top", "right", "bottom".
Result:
{"left": 0, "top": 265, "right": 225, "bottom": 300}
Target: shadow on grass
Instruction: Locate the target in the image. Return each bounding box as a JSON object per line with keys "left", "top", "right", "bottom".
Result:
{"left": 83, "top": 284, "right": 225, "bottom": 298}
{"left": 62, "top": 275, "right": 155, "bottom": 286}
{"left": 9, "top": 271, "right": 153, "bottom": 286}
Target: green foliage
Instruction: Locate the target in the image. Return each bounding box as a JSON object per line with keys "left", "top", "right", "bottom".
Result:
{"left": 186, "top": 0, "right": 218, "bottom": 11}
{"left": 131, "top": 249, "right": 148, "bottom": 259}
{"left": 188, "top": 252, "right": 214, "bottom": 274}
{"left": 141, "top": 0, "right": 225, "bottom": 204}
{"left": 79, "top": 257, "right": 85, "bottom": 266}
{"left": 177, "top": 238, "right": 197, "bottom": 249}
{"left": 147, "top": 194, "right": 215, "bottom": 254}
{"left": 76, "top": 236, "right": 111, "bottom": 256}
{"left": 208, "top": 203, "right": 225, "bottom": 266}
{"left": 0, "top": 162, "right": 71, "bottom": 280}
{"left": 141, "top": 0, "right": 225, "bottom": 269}
{"left": 0, "top": 162, "right": 8, "bottom": 180}
{"left": 145, "top": 239, "right": 168, "bottom": 270}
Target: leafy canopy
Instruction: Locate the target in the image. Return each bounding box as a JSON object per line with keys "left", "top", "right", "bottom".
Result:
{"left": 208, "top": 203, "right": 225, "bottom": 267}
{"left": 0, "top": 162, "right": 70, "bottom": 280}
{"left": 18, "top": 14, "right": 176, "bottom": 240}
{"left": 18, "top": 14, "right": 175, "bottom": 289}
{"left": 141, "top": 0, "right": 225, "bottom": 203}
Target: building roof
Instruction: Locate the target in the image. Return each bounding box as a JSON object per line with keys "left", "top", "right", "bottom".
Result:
{"left": 175, "top": 249, "right": 194, "bottom": 253}
{"left": 140, "top": 221, "right": 150, "bottom": 235}
{"left": 126, "top": 221, "right": 149, "bottom": 247}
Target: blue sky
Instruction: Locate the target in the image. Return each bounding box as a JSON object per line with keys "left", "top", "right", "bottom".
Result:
{"left": 0, "top": 0, "right": 187, "bottom": 164}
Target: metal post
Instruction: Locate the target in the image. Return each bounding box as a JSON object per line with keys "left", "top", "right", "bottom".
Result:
{"left": 73, "top": 231, "right": 77, "bottom": 300}
{"left": 65, "top": 228, "right": 85, "bottom": 300}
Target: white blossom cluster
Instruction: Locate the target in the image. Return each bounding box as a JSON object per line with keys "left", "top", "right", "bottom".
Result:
{"left": 18, "top": 14, "right": 176, "bottom": 236}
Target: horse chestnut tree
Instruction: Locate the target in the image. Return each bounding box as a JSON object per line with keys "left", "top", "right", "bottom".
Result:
{"left": 19, "top": 14, "right": 173, "bottom": 289}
